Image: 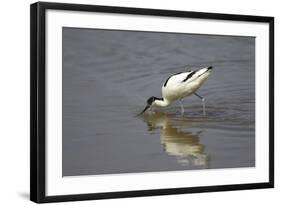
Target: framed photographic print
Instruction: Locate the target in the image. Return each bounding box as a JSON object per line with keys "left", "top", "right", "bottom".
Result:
{"left": 30, "top": 1, "right": 274, "bottom": 203}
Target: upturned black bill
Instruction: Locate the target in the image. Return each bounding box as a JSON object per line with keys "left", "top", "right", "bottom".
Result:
{"left": 138, "top": 105, "right": 150, "bottom": 116}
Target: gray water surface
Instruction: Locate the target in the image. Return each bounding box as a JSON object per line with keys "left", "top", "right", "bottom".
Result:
{"left": 62, "top": 28, "right": 255, "bottom": 176}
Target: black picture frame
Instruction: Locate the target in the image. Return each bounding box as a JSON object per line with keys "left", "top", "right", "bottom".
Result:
{"left": 30, "top": 1, "right": 274, "bottom": 203}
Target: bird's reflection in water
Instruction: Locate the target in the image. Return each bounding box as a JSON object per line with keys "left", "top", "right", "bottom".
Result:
{"left": 142, "top": 111, "right": 209, "bottom": 168}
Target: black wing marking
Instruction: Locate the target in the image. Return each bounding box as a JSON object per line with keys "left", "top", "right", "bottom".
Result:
{"left": 182, "top": 71, "right": 196, "bottom": 82}
{"left": 163, "top": 72, "right": 182, "bottom": 87}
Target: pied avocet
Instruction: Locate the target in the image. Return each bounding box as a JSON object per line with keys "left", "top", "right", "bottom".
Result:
{"left": 139, "top": 66, "right": 212, "bottom": 115}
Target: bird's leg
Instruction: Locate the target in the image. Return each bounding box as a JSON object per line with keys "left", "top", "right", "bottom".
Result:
{"left": 194, "top": 93, "right": 206, "bottom": 115}
{"left": 179, "top": 99, "right": 185, "bottom": 115}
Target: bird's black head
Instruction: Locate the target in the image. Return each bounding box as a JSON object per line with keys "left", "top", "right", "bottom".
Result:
{"left": 137, "top": 96, "right": 158, "bottom": 116}
{"left": 147, "top": 96, "right": 157, "bottom": 105}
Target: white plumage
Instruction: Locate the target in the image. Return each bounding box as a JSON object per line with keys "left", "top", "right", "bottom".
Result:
{"left": 139, "top": 66, "right": 212, "bottom": 115}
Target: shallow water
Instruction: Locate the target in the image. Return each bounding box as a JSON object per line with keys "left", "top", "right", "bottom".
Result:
{"left": 62, "top": 28, "right": 255, "bottom": 176}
